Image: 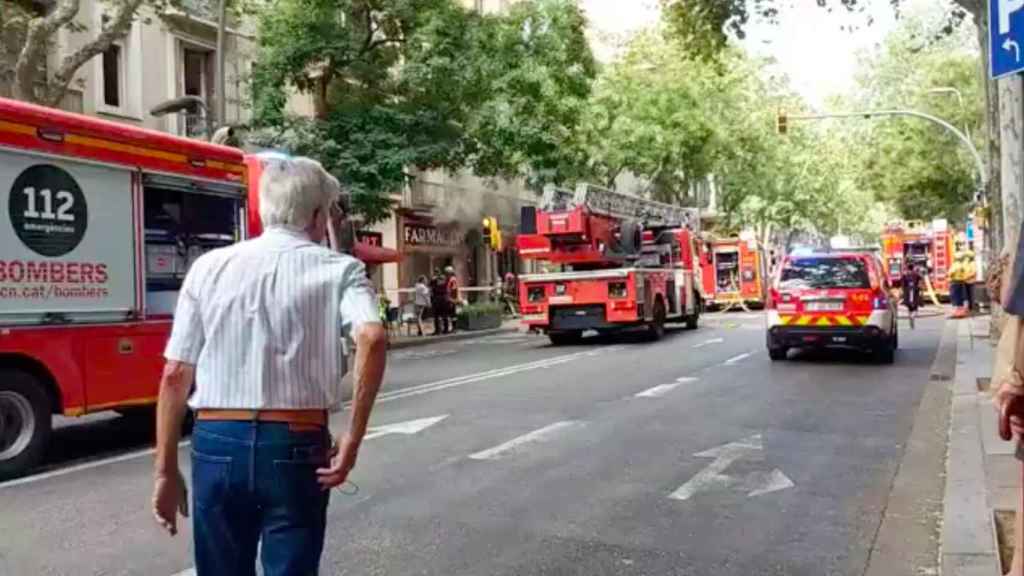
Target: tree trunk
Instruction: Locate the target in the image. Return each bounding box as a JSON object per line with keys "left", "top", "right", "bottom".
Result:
{"left": 999, "top": 76, "right": 1024, "bottom": 249}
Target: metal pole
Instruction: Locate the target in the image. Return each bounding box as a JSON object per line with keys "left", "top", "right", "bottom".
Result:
{"left": 215, "top": 0, "right": 227, "bottom": 129}
{"left": 926, "top": 87, "right": 971, "bottom": 142}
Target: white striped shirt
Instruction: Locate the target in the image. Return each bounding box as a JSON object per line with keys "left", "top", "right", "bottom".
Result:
{"left": 164, "top": 227, "right": 380, "bottom": 411}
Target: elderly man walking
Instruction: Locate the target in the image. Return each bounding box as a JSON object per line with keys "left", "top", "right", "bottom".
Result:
{"left": 151, "top": 157, "right": 387, "bottom": 575}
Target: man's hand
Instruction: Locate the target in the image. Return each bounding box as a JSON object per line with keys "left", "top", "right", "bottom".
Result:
{"left": 152, "top": 472, "right": 188, "bottom": 536}
{"left": 317, "top": 434, "right": 360, "bottom": 489}
{"left": 995, "top": 373, "right": 1024, "bottom": 441}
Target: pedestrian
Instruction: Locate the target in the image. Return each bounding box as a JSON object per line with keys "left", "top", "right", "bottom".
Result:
{"left": 992, "top": 234, "right": 1024, "bottom": 576}
{"left": 430, "top": 269, "right": 450, "bottom": 335}
{"left": 445, "top": 266, "right": 460, "bottom": 332}
{"left": 414, "top": 275, "right": 431, "bottom": 337}
{"left": 900, "top": 263, "right": 923, "bottom": 329}
{"left": 949, "top": 252, "right": 970, "bottom": 318}
{"left": 151, "top": 157, "right": 388, "bottom": 576}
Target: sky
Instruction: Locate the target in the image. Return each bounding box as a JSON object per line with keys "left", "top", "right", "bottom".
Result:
{"left": 578, "top": 0, "right": 910, "bottom": 107}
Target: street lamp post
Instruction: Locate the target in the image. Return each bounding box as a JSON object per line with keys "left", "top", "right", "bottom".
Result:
{"left": 926, "top": 87, "right": 970, "bottom": 141}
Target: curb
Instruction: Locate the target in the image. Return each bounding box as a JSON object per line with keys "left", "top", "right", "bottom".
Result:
{"left": 941, "top": 318, "right": 1001, "bottom": 576}
{"left": 864, "top": 318, "right": 957, "bottom": 576}
{"left": 387, "top": 326, "right": 519, "bottom": 350}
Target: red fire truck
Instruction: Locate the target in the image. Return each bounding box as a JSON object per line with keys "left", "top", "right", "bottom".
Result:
{"left": 880, "top": 220, "right": 954, "bottom": 300}
{"left": 0, "top": 99, "right": 400, "bottom": 479}
{"left": 517, "top": 184, "right": 704, "bottom": 345}
{"left": 699, "top": 235, "right": 767, "bottom": 308}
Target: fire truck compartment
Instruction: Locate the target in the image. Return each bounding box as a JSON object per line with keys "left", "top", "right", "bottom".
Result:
{"left": 550, "top": 305, "right": 612, "bottom": 331}
{"left": 143, "top": 175, "right": 244, "bottom": 315}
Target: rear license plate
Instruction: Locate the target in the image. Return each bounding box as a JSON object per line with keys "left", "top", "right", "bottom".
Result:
{"left": 805, "top": 301, "right": 843, "bottom": 312}
{"left": 832, "top": 336, "right": 847, "bottom": 343}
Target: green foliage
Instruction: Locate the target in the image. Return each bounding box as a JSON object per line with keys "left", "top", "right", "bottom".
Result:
{"left": 251, "top": 0, "right": 596, "bottom": 221}
{"left": 846, "top": 4, "right": 983, "bottom": 223}
{"left": 457, "top": 301, "right": 504, "bottom": 320}
{"left": 659, "top": 0, "right": 975, "bottom": 61}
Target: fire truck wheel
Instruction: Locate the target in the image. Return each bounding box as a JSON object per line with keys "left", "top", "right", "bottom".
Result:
{"left": 684, "top": 294, "right": 701, "bottom": 330}
{"left": 549, "top": 331, "right": 583, "bottom": 346}
{"left": 768, "top": 347, "right": 788, "bottom": 361}
{"left": 647, "top": 299, "right": 667, "bottom": 341}
{"left": 0, "top": 370, "right": 52, "bottom": 480}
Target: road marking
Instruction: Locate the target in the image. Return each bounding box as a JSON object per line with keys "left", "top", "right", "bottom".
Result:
{"left": 171, "top": 569, "right": 195, "bottom": 576}
{"left": 692, "top": 338, "right": 724, "bottom": 349}
{"left": 635, "top": 383, "right": 680, "bottom": 398}
{"left": 363, "top": 415, "right": 449, "bottom": 441}
{"left": 373, "top": 350, "right": 599, "bottom": 404}
{"left": 0, "top": 440, "right": 191, "bottom": 490}
{"left": 723, "top": 352, "right": 752, "bottom": 365}
{"left": 669, "top": 434, "right": 794, "bottom": 501}
{"left": 2, "top": 348, "right": 619, "bottom": 489}
{"left": 676, "top": 376, "right": 698, "bottom": 383}
{"left": 469, "top": 421, "right": 584, "bottom": 461}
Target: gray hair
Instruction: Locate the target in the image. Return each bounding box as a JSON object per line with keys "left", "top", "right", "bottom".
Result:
{"left": 258, "top": 156, "right": 342, "bottom": 229}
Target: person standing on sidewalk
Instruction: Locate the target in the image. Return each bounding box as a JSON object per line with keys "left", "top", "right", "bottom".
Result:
{"left": 414, "top": 275, "right": 431, "bottom": 337}
{"left": 445, "top": 266, "right": 460, "bottom": 332}
{"left": 151, "top": 157, "right": 388, "bottom": 575}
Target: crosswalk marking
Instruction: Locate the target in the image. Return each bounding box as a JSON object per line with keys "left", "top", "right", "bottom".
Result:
{"left": 469, "top": 421, "right": 584, "bottom": 461}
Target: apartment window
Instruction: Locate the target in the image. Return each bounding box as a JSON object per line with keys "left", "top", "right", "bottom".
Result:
{"left": 181, "top": 48, "right": 212, "bottom": 136}
{"left": 101, "top": 44, "right": 122, "bottom": 108}
{"left": 94, "top": 6, "right": 141, "bottom": 118}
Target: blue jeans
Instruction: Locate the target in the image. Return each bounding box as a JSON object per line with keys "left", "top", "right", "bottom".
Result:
{"left": 190, "top": 420, "right": 331, "bottom": 576}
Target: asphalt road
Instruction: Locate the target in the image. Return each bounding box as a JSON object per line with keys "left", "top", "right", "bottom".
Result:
{"left": 0, "top": 311, "right": 947, "bottom": 576}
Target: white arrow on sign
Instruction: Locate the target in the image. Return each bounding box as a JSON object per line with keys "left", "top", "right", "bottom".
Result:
{"left": 1006, "top": 37, "right": 1022, "bottom": 63}
{"left": 363, "top": 415, "right": 449, "bottom": 441}
{"left": 668, "top": 434, "right": 794, "bottom": 501}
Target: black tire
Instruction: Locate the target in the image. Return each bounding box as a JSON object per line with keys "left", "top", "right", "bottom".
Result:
{"left": 768, "top": 347, "right": 788, "bottom": 361}
{"left": 0, "top": 369, "right": 52, "bottom": 480}
{"left": 647, "top": 299, "right": 667, "bottom": 341}
{"left": 549, "top": 331, "right": 583, "bottom": 346}
{"left": 873, "top": 338, "right": 896, "bottom": 364}
{"left": 685, "top": 293, "right": 702, "bottom": 330}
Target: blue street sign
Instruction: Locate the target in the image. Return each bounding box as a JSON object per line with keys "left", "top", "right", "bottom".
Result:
{"left": 992, "top": 0, "right": 1024, "bottom": 79}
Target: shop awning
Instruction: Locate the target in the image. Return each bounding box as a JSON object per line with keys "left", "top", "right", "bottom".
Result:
{"left": 354, "top": 241, "right": 403, "bottom": 264}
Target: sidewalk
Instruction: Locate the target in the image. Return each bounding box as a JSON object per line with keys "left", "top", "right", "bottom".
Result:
{"left": 942, "top": 314, "right": 1007, "bottom": 576}
{"left": 387, "top": 318, "right": 521, "bottom": 350}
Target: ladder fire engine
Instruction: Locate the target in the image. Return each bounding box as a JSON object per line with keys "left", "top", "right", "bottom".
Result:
{"left": 517, "top": 183, "right": 704, "bottom": 345}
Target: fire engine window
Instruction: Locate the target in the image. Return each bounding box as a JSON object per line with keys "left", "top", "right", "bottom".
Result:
{"left": 715, "top": 252, "right": 740, "bottom": 292}
{"left": 143, "top": 187, "right": 240, "bottom": 300}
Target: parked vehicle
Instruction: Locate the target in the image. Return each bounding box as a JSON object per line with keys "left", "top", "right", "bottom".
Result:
{"left": 766, "top": 251, "right": 898, "bottom": 363}
{"left": 517, "top": 183, "right": 704, "bottom": 345}
{"left": 0, "top": 100, "right": 401, "bottom": 480}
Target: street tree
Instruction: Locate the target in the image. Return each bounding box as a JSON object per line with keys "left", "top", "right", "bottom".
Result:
{"left": 0, "top": 0, "right": 179, "bottom": 106}
{"left": 250, "top": 0, "right": 595, "bottom": 222}
{"left": 846, "top": 4, "right": 983, "bottom": 223}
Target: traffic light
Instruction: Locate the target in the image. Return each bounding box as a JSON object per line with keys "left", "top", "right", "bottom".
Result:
{"left": 481, "top": 216, "right": 502, "bottom": 251}
{"left": 776, "top": 111, "right": 788, "bottom": 135}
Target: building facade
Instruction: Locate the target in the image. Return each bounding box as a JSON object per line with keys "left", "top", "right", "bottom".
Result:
{"left": 1, "top": 0, "right": 254, "bottom": 136}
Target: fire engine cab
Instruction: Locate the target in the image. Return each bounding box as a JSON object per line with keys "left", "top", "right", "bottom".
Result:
{"left": 517, "top": 183, "right": 704, "bottom": 345}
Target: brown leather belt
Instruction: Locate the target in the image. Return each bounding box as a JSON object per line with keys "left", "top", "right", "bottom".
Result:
{"left": 196, "top": 409, "right": 327, "bottom": 427}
